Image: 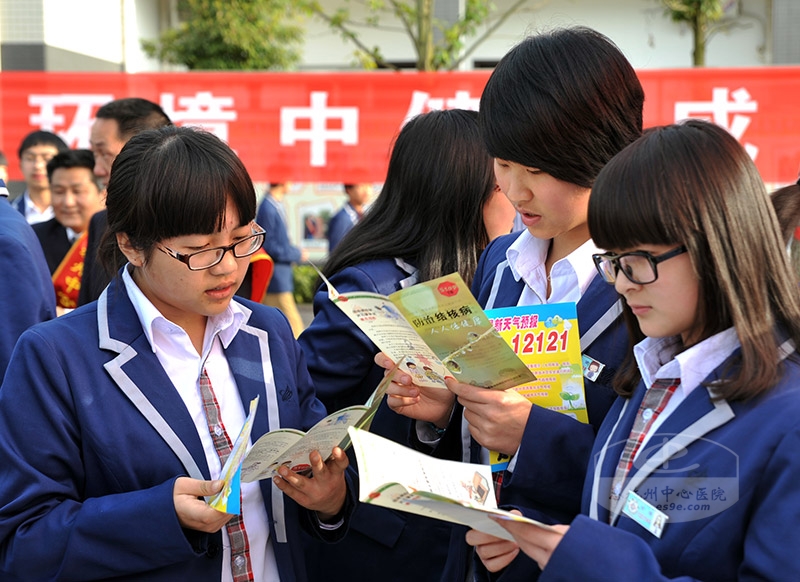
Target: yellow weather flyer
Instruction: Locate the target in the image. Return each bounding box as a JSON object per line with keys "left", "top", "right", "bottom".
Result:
{"left": 485, "top": 303, "right": 587, "bottom": 471}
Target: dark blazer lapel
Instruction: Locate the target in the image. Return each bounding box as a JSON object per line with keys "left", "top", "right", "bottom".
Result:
{"left": 225, "top": 323, "right": 273, "bottom": 440}
{"left": 485, "top": 260, "right": 526, "bottom": 309}
{"left": 98, "top": 280, "right": 210, "bottom": 480}
{"left": 576, "top": 278, "right": 623, "bottom": 351}
{"left": 577, "top": 277, "right": 617, "bottom": 332}
{"left": 226, "top": 316, "right": 291, "bottom": 544}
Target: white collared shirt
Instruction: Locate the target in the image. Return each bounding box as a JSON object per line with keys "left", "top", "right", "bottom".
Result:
{"left": 65, "top": 226, "right": 80, "bottom": 244}
{"left": 122, "top": 267, "right": 279, "bottom": 582}
{"left": 507, "top": 230, "right": 600, "bottom": 306}
{"left": 19, "top": 191, "right": 54, "bottom": 225}
{"left": 632, "top": 328, "right": 740, "bottom": 455}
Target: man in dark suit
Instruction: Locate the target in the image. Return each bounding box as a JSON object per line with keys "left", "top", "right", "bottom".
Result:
{"left": 33, "top": 150, "right": 104, "bottom": 311}
{"left": 78, "top": 98, "right": 173, "bottom": 305}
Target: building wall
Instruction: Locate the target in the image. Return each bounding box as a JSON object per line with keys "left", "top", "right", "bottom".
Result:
{"left": 0, "top": 0, "right": 165, "bottom": 72}
{"left": 300, "top": 0, "right": 776, "bottom": 70}
{"left": 774, "top": 0, "right": 800, "bottom": 63}
{"left": 0, "top": 0, "right": 791, "bottom": 73}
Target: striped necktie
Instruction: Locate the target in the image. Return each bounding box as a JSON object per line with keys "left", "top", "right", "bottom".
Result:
{"left": 199, "top": 369, "right": 254, "bottom": 582}
{"left": 609, "top": 378, "right": 680, "bottom": 517}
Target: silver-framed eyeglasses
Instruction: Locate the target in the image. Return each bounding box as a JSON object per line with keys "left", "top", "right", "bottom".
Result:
{"left": 159, "top": 224, "right": 266, "bottom": 271}
{"left": 592, "top": 246, "right": 687, "bottom": 285}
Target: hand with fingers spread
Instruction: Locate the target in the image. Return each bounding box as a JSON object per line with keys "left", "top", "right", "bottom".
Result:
{"left": 375, "top": 352, "right": 455, "bottom": 427}
{"left": 272, "top": 446, "right": 349, "bottom": 521}
{"left": 173, "top": 477, "right": 234, "bottom": 533}
{"left": 447, "top": 377, "right": 532, "bottom": 456}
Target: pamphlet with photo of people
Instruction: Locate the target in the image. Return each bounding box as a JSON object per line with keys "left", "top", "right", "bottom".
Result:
{"left": 349, "top": 427, "right": 556, "bottom": 542}
{"left": 314, "top": 269, "right": 534, "bottom": 391}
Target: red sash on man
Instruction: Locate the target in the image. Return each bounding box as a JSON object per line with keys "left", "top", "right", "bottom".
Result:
{"left": 248, "top": 249, "right": 274, "bottom": 303}
{"left": 52, "top": 231, "right": 88, "bottom": 310}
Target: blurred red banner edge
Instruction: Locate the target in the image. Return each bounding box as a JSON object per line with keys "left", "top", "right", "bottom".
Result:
{"left": 1, "top": 68, "right": 799, "bottom": 184}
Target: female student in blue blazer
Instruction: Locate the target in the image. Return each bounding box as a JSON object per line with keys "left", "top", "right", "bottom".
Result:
{"left": 472, "top": 120, "right": 800, "bottom": 581}
{"left": 0, "top": 126, "right": 354, "bottom": 581}
{"left": 384, "top": 26, "right": 644, "bottom": 532}
{"left": 298, "top": 108, "right": 515, "bottom": 582}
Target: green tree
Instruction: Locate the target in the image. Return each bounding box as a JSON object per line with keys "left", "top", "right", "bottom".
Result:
{"left": 660, "top": 0, "right": 729, "bottom": 66}
{"left": 304, "top": 0, "right": 546, "bottom": 71}
{"left": 141, "top": 0, "right": 306, "bottom": 70}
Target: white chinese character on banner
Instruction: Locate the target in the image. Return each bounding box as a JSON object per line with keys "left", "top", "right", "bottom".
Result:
{"left": 674, "top": 87, "right": 758, "bottom": 159}
{"left": 160, "top": 92, "right": 237, "bottom": 142}
{"left": 402, "top": 90, "right": 481, "bottom": 125}
{"left": 280, "top": 92, "right": 359, "bottom": 167}
{"left": 28, "top": 94, "right": 115, "bottom": 148}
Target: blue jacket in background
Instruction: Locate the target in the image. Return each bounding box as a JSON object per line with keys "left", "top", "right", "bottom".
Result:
{"left": 256, "top": 194, "right": 301, "bottom": 293}
{"left": 0, "top": 186, "right": 56, "bottom": 380}
{"left": 326, "top": 203, "right": 359, "bottom": 252}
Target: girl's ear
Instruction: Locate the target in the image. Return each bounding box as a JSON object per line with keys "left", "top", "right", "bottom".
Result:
{"left": 116, "top": 233, "right": 145, "bottom": 267}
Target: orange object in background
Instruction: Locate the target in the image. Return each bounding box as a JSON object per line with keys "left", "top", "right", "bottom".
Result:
{"left": 248, "top": 249, "right": 274, "bottom": 303}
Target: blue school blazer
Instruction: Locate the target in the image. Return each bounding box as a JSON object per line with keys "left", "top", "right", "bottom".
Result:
{"left": 536, "top": 347, "right": 800, "bottom": 581}
{"left": 0, "top": 277, "right": 354, "bottom": 581}
{"left": 298, "top": 257, "right": 471, "bottom": 582}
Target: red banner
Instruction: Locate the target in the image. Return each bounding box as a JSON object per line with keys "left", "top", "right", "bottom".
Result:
{"left": 1, "top": 69, "right": 799, "bottom": 184}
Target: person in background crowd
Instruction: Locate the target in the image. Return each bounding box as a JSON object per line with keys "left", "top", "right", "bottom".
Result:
{"left": 12, "top": 130, "right": 69, "bottom": 225}
{"left": 0, "top": 150, "right": 8, "bottom": 184}
{"left": 79, "top": 97, "right": 173, "bottom": 305}
{"left": 32, "top": 149, "right": 105, "bottom": 313}
{"left": 299, "top": 108, "right": 515, "bottom": 582}
{"left": 0, "top": 126, "right": 354, "bottom": 581}
{"left": 770, "top": 176, "right": 800, "bottom": 278}
{"left": 472, "top": 119, "right": 800, "bottom": 582}
{"left": 327, "top": 183, "right": 373, "bottom": 252}
{"left": 0, "top": 178, "right": 56, "bottom": 380}
{"left": 258, "top": 182, "right": 309, "bottom": 338}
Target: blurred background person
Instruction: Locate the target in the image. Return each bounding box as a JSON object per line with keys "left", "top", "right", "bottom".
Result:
{"left": 0, "top": 150, "right": 8, "bottom": 184}
{"left": 770, "top": 176, "right": 800, "bottom": 278}
{"left": 33, "top": 149, "right": 104, "bottom": 313}
{"left": 79, "top": 97, "right": 173, "bottom": 305}
{"left": 12, "top": 130, "right": 69, "bottom": 225}
{"left": 327, "top": 182, "right": 373, "bottom": 252}
{"left": 258, "top": 182, "right": 308, "bottom": 337}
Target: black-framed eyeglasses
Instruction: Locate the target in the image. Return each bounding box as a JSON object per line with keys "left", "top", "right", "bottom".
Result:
{"left": 159, "top": 224, "right": 266, "bottom": 271}
{"left": 592, "top": 246, "right": 688, "bottom": 285}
